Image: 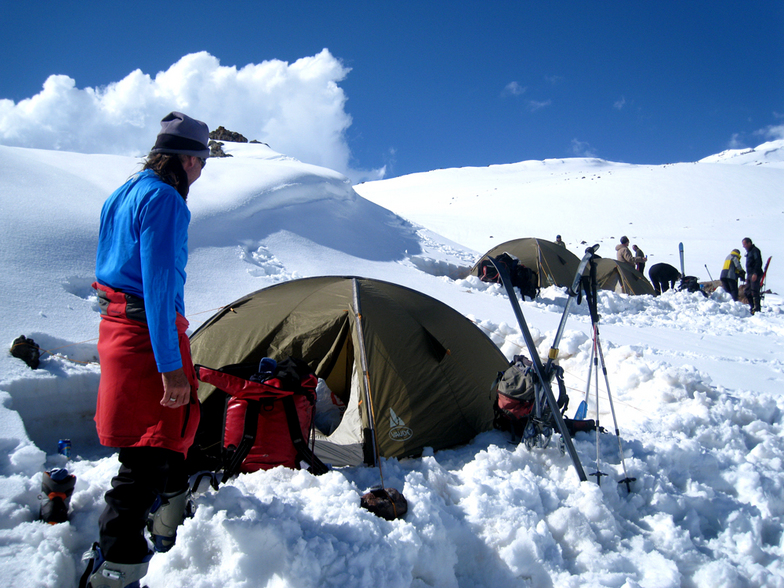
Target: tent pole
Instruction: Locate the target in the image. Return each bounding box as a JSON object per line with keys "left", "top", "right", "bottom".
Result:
{"left": 536, "top": 240, "right": 555, "bottom": 288}
{"left": 352, "top": 279, "right": 385, "bottom": 487}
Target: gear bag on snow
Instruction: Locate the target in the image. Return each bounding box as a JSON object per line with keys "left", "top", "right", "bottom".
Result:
{"left": 360, "top": 487, "right": 408, "bottom": 521}
{"left": 191, "top": 356, "right": 328, "bottom": 484}
{"left": 492, "top": 354, "right": 568, "bottom": 442}
{"left": 678, "top": 275, "right": 707, "bottom": 297}
{"left": 477, "top": 253, "right": 540, "bottom": 301}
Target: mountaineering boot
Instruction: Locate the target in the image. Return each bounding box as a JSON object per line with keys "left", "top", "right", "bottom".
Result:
{"left": 147, "top": 486, "right": 194, "bottom": 552}
{"left": 39, "top": 468, "right": 76, "bottom": 524}
{"left": 79, "top": 543, "right": 151, "bottom": 588}
{"left": 10, "top": 335, "right": 41, "bottom": 369}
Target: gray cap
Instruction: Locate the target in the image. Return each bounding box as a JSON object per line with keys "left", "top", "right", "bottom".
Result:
{"left": 150, "top": 112, "right": 210, "bottom": 158}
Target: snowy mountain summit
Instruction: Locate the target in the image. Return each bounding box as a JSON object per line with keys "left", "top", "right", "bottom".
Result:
{"left": 699, "top": 138, "right": 784, "bottom": 166}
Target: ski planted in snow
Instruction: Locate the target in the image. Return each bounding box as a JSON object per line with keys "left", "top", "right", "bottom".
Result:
{"left": 679, "top": 242, "right": 685, "bottom": 276}
{"left": 760, "top": 256, "right": 772, "bottom": 291}
{"left": 488, "top": 252, "right": 590, "bottom": 483}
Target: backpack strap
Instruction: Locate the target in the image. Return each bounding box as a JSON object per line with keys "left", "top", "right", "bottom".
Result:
{"left": 553, "top": 366, "right": 569, "bottom": 413}
{"left": 221, "top": 399, "right": 262, "bottom": 483}
{"left": 479, "top": 259, "right": 499, "bottom": 283}
{"left": 281, "top": 396, "right": 329, "bottom": 475}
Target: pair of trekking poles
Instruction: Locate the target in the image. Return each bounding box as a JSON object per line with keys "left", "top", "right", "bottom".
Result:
{"left": 489, "top": 245, "right": 635, "bottom": 491}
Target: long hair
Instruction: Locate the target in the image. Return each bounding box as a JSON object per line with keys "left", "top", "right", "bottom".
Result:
{"left": 142, "top": 153, "right": 190, "bottom": 200}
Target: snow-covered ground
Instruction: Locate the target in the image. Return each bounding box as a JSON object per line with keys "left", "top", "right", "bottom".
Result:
{"left": 1, "top": 140, "right": 782, "bottom": 587}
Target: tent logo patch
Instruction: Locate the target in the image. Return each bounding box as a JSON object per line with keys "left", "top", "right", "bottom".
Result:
{"left": 388, "top": 408, "right": 413, "bottom": 441}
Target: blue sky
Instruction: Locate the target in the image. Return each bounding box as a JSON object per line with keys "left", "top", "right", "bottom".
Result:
{"left": 2, "top": 1, "right": 782, "bottom": 178}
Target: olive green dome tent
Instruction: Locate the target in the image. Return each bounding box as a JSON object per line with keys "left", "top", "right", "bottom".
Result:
{"left": 189, "top": 276, "right": 509, "bottom": 467}
{"left": 594, "top": 258, "right": 656, "bottom": 295}
{"left": 470, "top": 238, "right": 581, "bottom": 288}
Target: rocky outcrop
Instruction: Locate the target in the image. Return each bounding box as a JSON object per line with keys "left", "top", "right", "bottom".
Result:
{"left": 209, "top": 140, "right": 230, "bottom": 158}
{"left": 207, "top": 127, "right": 270, "bottom": 157}
{"left": 209, "top": 126, "right": 248, "bottom": 143}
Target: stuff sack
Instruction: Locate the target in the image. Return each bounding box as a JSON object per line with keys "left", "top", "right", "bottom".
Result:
{"left": 477, "top": 253, "right": 540, "bottom": 301}
{"left": 678, "top": 276, "right": 707, "bottom": 297}
{"left": 314, "top": 378, "right": 346, "bottom": 436}
{"left": 493, "top": 354, "right": 568, "bottom": 442}
{"left": 360, "top": 487, "right": 408, "bottom": 521}
{"left": 194, "top": 357, "right": 328, "bottom": 480}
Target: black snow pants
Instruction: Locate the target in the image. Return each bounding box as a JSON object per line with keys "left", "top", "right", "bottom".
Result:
{"left": 99, "top": 447, "right": 188, "bottom": 564}
{"left": 745, "top": 276, "right": 762, "bottom": 313}
{"left": 721, "top": 277, "right": 739, "bottom": 301}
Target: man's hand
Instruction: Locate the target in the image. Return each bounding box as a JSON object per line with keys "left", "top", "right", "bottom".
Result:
{"left": 161, "top": 367, "right": 191, "bottom": 408}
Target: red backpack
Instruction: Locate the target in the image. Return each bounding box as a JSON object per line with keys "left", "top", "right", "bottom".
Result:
{"left": 195, "top": 357, "right": 328, "bottom": 482}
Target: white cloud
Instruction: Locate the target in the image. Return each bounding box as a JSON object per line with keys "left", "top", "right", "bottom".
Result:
{"left": 614, "top": 96, "right": 626, "bottom": 110}
{"left": 0, "top": 50, "right": 383, "bottom": 181}
{"left": 728, "top": 133, "right": 746, "bottom": 149}
{"left": 757, "top": 123, "right": 784, "bottom": 141}
{"left": 527, "top": 99, "right": 552, "bottom": 112}
{"left": 570, "top": 138, "right": 597, "bottom": 158}
{"left": 502, "top": 82, "right": 527, "bottom": 97}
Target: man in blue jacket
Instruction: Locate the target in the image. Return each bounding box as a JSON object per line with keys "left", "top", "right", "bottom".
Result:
{"left": 83, "top": 112, "right": 209, "bottom": 588}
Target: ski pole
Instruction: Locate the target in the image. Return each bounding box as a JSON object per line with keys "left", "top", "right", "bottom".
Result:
{"left": 580, "top": 252, "right": 632, "bottom": 489}
{"left": 704, "top": 265, "right": 714, "bottom": 281}
{"left": 590, "top": 330, "right": 606, "bottom": 486}
{"left": 594, "top": 331, "right": 636, "bottom": 492}
{"left": 573, "top": 326, "right": 595, "bottom": 421}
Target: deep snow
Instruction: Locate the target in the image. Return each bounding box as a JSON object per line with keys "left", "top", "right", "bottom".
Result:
{"left": 1, "top": 139, "right": 783, "bottom": 588}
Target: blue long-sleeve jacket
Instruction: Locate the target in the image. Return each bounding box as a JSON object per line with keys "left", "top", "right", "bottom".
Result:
{"left": 96, "top": 170, "right": 190, "bottom": 372}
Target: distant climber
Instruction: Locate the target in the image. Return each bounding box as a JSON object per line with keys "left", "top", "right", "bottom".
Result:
{"left": 742, "top": 237, "right": 763, "bottom": 314}
{"left": 648, "top": 263, "right": 681, "bottom": 295}
{"left": 632, "top": 245, "right": 646, "bottom": 274}
{"left": 616, "top": 236, "right": 646, "bottom": 269}
{"left": 719, "top": 249, "right": 745, "bottom": 301}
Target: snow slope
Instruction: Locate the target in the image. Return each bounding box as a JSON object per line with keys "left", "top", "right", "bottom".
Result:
{"left": 0, "top": 141, "right": 782, "bottom": 588}
{"left": 355, "top": 140, "right": 784, "bottom": 295}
